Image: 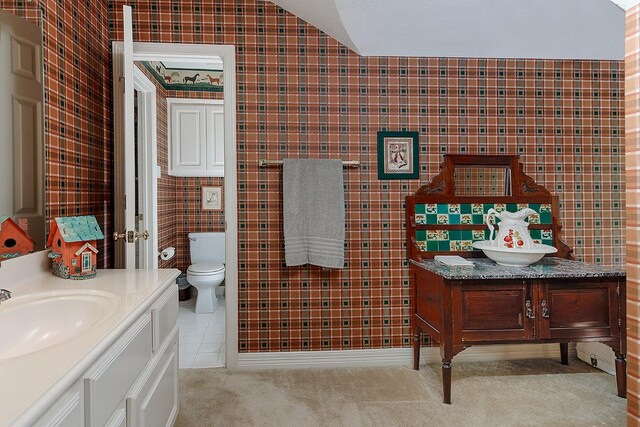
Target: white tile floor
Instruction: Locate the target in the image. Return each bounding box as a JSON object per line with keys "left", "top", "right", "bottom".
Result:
{"left": 178, "top": 294, "right": 226, "bottom": 369}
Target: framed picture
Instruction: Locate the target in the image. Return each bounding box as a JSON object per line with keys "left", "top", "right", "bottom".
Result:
{"left": 377, "top": 131, "right": 419, "bottom": 180}
{"left": 202, "top": 186, "right": 222, "bottom": 210}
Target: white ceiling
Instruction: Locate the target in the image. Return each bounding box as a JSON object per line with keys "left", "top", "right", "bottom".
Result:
{"left": 269, "top": 0, "right": 625, "bottom": 60}
{"left": 610, "top": 0, "right": 640, "bottom": 9}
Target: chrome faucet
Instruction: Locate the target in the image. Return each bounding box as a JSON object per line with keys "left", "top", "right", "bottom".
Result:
{"left": 0, "top": 289, "right": 11, "bottom": 303}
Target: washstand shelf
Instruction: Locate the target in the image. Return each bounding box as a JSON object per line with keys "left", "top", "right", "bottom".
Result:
{"left": 405, "top": 154, "right": 626, "bottom": 404}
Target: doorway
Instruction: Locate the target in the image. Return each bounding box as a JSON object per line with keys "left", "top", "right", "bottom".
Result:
{"left": 132, "top": 66, "right": 158, "bottom": 269}
{"left": 113, "top": 43, "right": 238, "bottom": 369}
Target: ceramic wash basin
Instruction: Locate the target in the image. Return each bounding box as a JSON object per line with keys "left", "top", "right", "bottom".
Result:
{"left": 472, "top": 240, "right": 557, "bottom": 267}
{"left": 0, "top": 290, "right": 119, "bottom": 361}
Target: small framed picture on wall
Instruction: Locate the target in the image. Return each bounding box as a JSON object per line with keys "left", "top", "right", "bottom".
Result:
{"left": 202, "top": 186, "right": 222, "bottom": 210}
{"left": 377, "top": 131, "right": 419, "bottom": 180}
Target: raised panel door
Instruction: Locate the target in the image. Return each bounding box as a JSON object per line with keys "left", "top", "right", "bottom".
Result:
{"left": 453, "top": 281, "right": 534, "bottom": 343}
{"left": 206, "top": 104, "right": 225, "bottom": 176}
{"left": 538, "top": 279, "right": 618, "bottom": 340}
{"left": 0, "top": 11, "right": 45, "bottom": 250}
{"left": 170, "top": 104, "right": 206, "bottom": 173}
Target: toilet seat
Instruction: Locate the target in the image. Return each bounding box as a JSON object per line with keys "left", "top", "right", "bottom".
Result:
{"left": 188, "top": 262, "right": 225, "bottom": 275}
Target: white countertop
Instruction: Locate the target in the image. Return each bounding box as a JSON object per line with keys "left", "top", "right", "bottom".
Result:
{"left": 0, "top": 255, "right": 180, "bottom": 426}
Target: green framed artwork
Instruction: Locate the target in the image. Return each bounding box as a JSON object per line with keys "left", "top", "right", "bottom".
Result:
{"left": 377, "top": 131, "right": 419, "bottom": 180}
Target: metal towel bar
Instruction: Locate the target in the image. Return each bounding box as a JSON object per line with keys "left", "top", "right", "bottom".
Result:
{"left": 258, "top": 159, "right": 360, "bottom": 167}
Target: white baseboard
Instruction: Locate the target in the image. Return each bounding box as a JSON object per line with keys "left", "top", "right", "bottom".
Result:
{"left": 236, "top": 343, "right": 575, "bottom": 369}
{"left": 576, "top": 342, "right": 615, "bottom": 375}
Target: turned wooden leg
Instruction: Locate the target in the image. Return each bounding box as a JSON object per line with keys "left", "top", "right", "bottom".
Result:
{"left": 615, "top": 352, "right": 627, "bottom": 398}
{"left": 442, "top": 360, "right": 452, "bottom": 404}
{"left": 413, "top": 331, "right": 420, "bottom": 370}
{"left": 560, "top": 343, "right": 569, "bottom": 366}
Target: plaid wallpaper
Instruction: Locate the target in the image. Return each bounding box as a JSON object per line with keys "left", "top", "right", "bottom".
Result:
{"left": 112, "top": 0, "right": 625, "bottom": 353}
{"left": 626, "top": 5, "right": 640, "bottom": 423}
{"left": 1, "top": 0, "right": 113, "bottom": 268}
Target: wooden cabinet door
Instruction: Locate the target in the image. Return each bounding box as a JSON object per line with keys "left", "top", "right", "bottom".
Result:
{"left": 537, "top": 279, "right": 619, "bottom": 340}
{"left": 453, "top": 280, "right": 534, "bottom": 343}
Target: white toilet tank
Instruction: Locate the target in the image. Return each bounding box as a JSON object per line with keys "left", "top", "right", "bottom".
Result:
{"left": 189, "top": 232, "right": 225, "bottom": 264}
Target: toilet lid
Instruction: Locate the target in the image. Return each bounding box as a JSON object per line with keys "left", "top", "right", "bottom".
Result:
{"left": 188, "top": 262, "right": 224, "bottom": 274}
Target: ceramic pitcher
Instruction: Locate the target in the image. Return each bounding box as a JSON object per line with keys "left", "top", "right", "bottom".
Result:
{"left": 486, "top": 208, "right": 537, "bottom": 249}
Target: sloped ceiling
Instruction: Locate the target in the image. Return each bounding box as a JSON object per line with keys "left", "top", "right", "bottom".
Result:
{"left": 269, "top": 0, "right": 625, "bottom": 60}
{"left": 611, "top": 0, "right": 640, "bottom": 8}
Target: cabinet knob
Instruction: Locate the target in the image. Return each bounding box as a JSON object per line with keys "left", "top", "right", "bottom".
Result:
{"left": 541, "top": 300, "right": 550, "bottom": 319}
{"left": 525, "top": 299, "right": 535, "bottom": 319}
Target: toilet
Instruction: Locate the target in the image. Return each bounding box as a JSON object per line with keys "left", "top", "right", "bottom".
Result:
{"left": 187, "top": 232, "right": 225, "bottom": 314}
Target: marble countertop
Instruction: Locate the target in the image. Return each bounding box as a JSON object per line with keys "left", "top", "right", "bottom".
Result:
{"left": 410, "top": 257, "right": 626, "bottom": 280}
{"left": 0, "top": 253, "right": 180, "bottom": 426}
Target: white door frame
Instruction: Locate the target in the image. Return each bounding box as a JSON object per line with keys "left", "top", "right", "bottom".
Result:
{"left": 113, "top": 42, "right": 239, "bottom": 369}
{"left": 133, "top": 66, "right": 159, "bottom": 269}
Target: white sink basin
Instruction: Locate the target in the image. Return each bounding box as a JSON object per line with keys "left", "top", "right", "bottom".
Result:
{"left": 0, "top": 290, "right": 119, "bottom": 361}
{"left": 472, "top": 240, "right": 558, "bottom": 267}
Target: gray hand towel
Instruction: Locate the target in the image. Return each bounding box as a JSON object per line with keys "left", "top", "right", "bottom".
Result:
{"left": 283, "top": 159, "right": 345, "bottom": 269}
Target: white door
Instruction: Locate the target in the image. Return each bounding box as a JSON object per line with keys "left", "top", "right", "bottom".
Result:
{"left": 0, "top": 11, "right": 45, "bottom": 250}
{"left": 113, "top": 5, "right": 148, "bottom": 268}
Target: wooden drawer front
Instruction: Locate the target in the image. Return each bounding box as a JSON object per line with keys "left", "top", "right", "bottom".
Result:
{"left": 457, "top": 284, "right": 532, "bottom": 342}
{"left": 545, "top": 287, "right": 613, "bottom": 339}
{"left": 84, "top": 313, "right": 152, "bottom": 427}
{"left": 152, "top": 286, "right": 179, "bottom": 352}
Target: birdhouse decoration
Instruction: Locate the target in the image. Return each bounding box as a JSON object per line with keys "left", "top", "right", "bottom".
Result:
{"left": 47, "top": 216, "right": 104, "bottom": 280}
{"left": 0, "top": 216, "right": 35, "bottom": 260}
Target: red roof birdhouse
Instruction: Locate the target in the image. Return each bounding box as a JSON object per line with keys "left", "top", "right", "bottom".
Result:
{"left": 47, "top": 216, "right": 104, "bottom": 280}
{"left": 0, "top": 216, "right": 35, "bottom": 260}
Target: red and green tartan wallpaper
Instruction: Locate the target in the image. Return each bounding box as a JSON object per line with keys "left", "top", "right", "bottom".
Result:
{"left": 625, "top": 4, "right": 640, "bottom": 423}
{"left": 2, "top": 0, "right": 626, "bottom": 353}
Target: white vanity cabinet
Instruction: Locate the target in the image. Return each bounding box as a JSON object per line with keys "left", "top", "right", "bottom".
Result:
{"left": 32, "top": 380, "right": 84, "bottom": 427}
{"left": 33, "top": 285, "right": 179, "bottom": 427}
{"left": 168, "top": 98, "right": 224, "bottom": 177}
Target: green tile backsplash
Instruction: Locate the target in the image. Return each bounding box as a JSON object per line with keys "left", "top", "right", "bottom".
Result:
{"left": 414, "top": 203, "right": 554, "bottom": 251}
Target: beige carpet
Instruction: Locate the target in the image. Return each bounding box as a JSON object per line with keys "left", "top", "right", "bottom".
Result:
{"left": 175, "top": 358, "right": 626, "bottom": 427}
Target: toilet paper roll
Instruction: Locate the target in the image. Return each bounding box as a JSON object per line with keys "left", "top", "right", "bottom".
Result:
{"left": 160, "top": 247, "right": 175, "bottom": 260}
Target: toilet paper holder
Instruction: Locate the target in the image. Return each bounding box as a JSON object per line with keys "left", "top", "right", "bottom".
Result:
{"left": 159, "top": 247, "right": 175, "bottom": 260}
